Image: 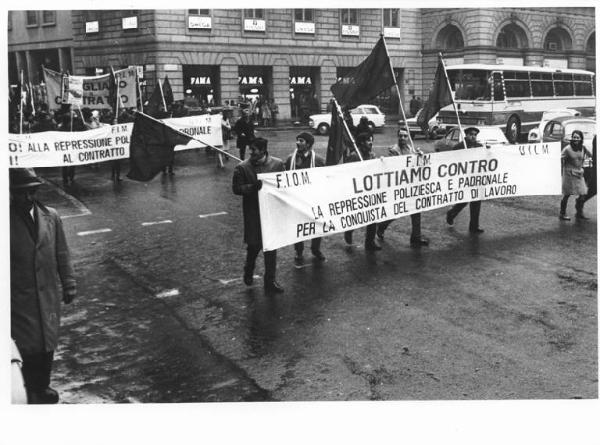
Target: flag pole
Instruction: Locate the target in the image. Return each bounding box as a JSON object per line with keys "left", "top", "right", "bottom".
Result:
{"left": 438, "top": 53, "right": 467, "bottom": 150}
{"left": 158, "top": 78, "right": 167, "bottom": 112}
{"left": 136, "top": 70, "right": 144, "bottom": 113}
{"left": 134, "top": 111, "right": 241, "bottom": 162}
{"left": 332, "top": 97, "right": 362, "bottom": 161}
{"left": 381, "top": 35, "right": 417, "bottom": 152}
{"left": 19, "top": 70, "right": 24, "bottom": 134}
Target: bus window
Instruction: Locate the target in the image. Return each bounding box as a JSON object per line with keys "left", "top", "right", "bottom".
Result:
{"left": 530, "top": 72, "right": 554, "bottom": 97}
{"left": 504, "top": 71, "right": 531, "bottom": 98}
{"left": 492, "top": 72, "right": 504, "bottom": 101}
{"left": 453, "top": 70, "right": 491, "bottom": 101}
{"left": 554, "top": 73, "right": 574, "bottom": 96}
{"left": 574, "top": 75, "right": 593, "bottom": 96}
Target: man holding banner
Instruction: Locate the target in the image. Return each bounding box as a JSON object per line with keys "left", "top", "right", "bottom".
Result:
{"left": 285, "top": 132, "right": 326, "bottom": 265}
{"left": 445, "top": 127, "right": 485, "bottom": 233}
{"left": 233, "top": 138, "right": 285, "bottom": 294}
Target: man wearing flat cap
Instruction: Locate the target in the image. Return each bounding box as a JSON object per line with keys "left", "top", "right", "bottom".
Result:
{"left": 285, "top": 132, "right": 326, "bottom": 265}
{"left": 10, "top": 168, "right": 77, "bottom": 403}
{"left": 446, "top": 127, "right": 485, "bottom": 234}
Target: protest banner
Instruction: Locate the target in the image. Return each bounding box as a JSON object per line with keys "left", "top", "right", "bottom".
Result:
{"left": 258, "top": 142, "right": 562, "bottom": 251}
{"left": 7, "top": 115, "right": 222, "bottom": 168}
{"left": 43, "top": 67, "right": 138, "bottom": 110}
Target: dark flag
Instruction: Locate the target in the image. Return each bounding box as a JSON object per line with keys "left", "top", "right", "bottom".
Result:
{"left": 330, "top": 36, "right": 395, "bottom": 109}
{"left": 127, "top": 112, "right": 192, "bottom": 182}
{"left": 163, "top": 76, "right": 174, "bottom": 108}
{"left": 325, "top": 102, "right": 353, "bottom": 166}
{"left": 145, "top": 82, "right": 163, "bottom": 117}
{"left": 417, "top": 57, "right": 453, "bottom": 132}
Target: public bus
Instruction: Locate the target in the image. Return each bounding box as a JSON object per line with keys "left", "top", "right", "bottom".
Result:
{"left": 437, "top": 64, "right": 596, "bottom": 143}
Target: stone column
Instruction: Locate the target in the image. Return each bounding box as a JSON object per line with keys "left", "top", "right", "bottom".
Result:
{"left": 320, "top": 60, "right": 337, "bottom": 112}
{"left": 220, "top": 57, "right": 240, "bottom": 106}
{"left": 272, "top": 58, "right": 290, "bottom": 122}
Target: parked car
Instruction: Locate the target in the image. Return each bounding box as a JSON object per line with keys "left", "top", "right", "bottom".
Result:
{"left": 400, "top": 109, "right": 442, "bottom": 140}
{"left": 434, "top": 126, "right": 509, "bottom": 152}
{"left": 527, "top": 109, "right": 581, "bottom": 142}
{"left": 528, "top": 115, "right": 595, "bottom": 149}
{"left": 309, "top": 104, "right": 386, "bottom": 135}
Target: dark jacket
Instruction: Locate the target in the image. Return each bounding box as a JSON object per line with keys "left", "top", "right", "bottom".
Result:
{"left": 453, "top": 140, "right": 483, "bottom": 150}
{"left": 233, "top": 117, "right": 255, "bottom": 149}
{"left": 346, "top": 149, "right": 375, "bottom": 163}
{"left": 232, "top": 155, "right": 285, "bottom": 245}
{"left": 10, "top": 202, "right": 76, "bottom": 355}
{"left": 284, "top": 150, "right": 325, "bottom": 170}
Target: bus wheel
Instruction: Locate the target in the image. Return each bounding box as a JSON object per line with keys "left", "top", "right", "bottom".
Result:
{"left": 505, "top": 116, "right": 521, "bottom": 144}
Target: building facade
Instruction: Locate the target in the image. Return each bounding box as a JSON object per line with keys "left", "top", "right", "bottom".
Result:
{"left": 7, "top": 8, "right": 596, "bottom": 121}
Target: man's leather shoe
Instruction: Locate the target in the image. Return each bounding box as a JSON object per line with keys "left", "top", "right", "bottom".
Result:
{"left": 559, "top": 214, "right": 571, "bottom": 221}
{"left": 243, "top": 270, "right": 254, "bottom": 285}
{"left": 576, "top": 213, "right": 590, "bottom": 220}
{"left": 265, "top": 281, "right": 284, "bottom": 293}
{"left": 344, "top": 232, "right": 353, "bottom": 245}
{"left": 29, "top": 387, "right": 59, "bottom": 404}
{"left": 365, "top": 242, "right": 382, "bottom": 251}
{"left": 410, "top": 236, "right": 430, "bottom": 247}
{"left": 311, "top": 250, "right": 326, "bottom": 261}
{"left": 446, "top": 211, "right": 454, "bottom": 226}
{"left": 469, "top": 227, "right": 484, "bottom": 234}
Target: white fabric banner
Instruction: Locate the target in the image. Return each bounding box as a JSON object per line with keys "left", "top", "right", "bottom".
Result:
{"left": 258, "top": 143, "right": 562, "bottom": 251}
{"left": 8, "top": 115, "right": 222, "bottom": 168}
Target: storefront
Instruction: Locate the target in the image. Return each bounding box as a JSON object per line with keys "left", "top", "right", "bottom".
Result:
{"left": 238, "top": 66, "right": 272, "bottom": 104}
{"left": 183, "top": 65, "right": 220, "bottom": 107}
{"left": 289, "top": 66, "right": 320, "bottom": 122}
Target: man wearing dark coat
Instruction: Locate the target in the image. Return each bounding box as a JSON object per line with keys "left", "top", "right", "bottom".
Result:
{"left": 10, "top": 168, "right": 77, "bottom": 403}
{"left": 232, "top": 138, "right": 285, "bottom": 293}
{"left": 233, "top": 108, "right": 255, "bottom": 160}
{"left": 285, "top": 132, "right": 326, "bottom": 265}
{"left": 445, "top": 127, "right": 485, "bottom": 233}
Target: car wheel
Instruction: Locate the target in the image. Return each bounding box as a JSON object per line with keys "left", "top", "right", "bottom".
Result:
{"left": 317, "top": 123, "right": 330, "bottom": 136}
{"left": 505, "top": 116, "right": 521, "bottom": 144}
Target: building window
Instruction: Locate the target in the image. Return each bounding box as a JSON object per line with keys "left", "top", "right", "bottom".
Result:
{"left": 244, "top": 9, "right": 266, "bottom": 32}
{"left": 26, "top": 11, "right": 38, "bottom": 27}
{"left": 544, "top": 27, "right": 572, "bottom": 52}
{"left": 496, "top": 24, "right": 528, "bottom": 49}
{"left": 188, "top": 9, "right": 211, "bottom": 29}
{"left": 122, "top": 12, "right": 138, "bottom": 30}
{"left": 382, "top": 9, "right": 400, "bottom": 38}
{"left": 42, "top": 11, "right": 56, "bottom": 25}
{"left": 294, "top": 9, "right": 315, "bottom": 34}
{"left": 435, "top": 24, "right": 464, "bottom": 50}
{"left": 340, "top": 9, "right": 359, "bottom": 36}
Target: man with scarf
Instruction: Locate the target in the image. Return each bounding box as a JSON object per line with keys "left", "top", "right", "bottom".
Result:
{"left": 376, "top": 127, "right": 430, "bottom": 247}
{"left": 10, "top": 168, "right": 77, "bottom": 403}
{"left": 285, "top": 132, "right": 326, "bottom": 265}
{"left": 233, "top": 138, "right": 285, "bottom": 293}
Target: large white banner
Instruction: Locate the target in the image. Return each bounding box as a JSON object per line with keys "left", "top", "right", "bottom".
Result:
{"left": 258, "top": 143, "right": 562, "bottom": 251}
{"left": 8, "top": 115, "right": 222, "bottom": 168}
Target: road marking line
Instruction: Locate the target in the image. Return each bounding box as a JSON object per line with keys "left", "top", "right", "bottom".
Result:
{"left": 77, "top": 228, "right": 112, "bottom": 236}
{"left": 199, "top": 211, "right": 228, "bottom": 219}
{"left": 219, "top": 274, "right": 260, "bottom": 285}
{"left": 141, "top": 220, "right": 173, "bottom": 226}
{"left": 156, "top": 288, "right": 180, "bottom": 299}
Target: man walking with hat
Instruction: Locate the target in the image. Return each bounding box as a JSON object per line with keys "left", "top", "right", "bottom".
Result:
{"left": 285, "top": 132, "right": 326, "bottom": 265}
{"left": 10, "top": 168, "right": 77, "bottom": 403}
{"left": 445, "top": 127, "right": 485, "bottom": 233}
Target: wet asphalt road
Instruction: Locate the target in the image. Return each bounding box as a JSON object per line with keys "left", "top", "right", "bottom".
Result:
{"left": 31, "top": 125, "right": 597, "bottom": 403}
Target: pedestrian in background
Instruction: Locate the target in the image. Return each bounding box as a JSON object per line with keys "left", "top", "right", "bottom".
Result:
{"left": 445, "top": 127, "right": 485, "bottom": 233}
{"left": 285, "top": 132, "right": 326, "bottom": 265}
{"left": 344, "top": 132, "right": 381, "bottom": 251}
{"left": 232, "top": 137, "right": 285, "bottom": 294}
{"left": 10, "top": 168, "right": 77, "bottom": 404}
{"left": 233, "top": 108, "right": 255, "bottom": 160}
{"left": 377, "top": 127, "right": 430, "bottom": 247}
{"left": 575, "top": 135, "right": 596, "bottom": 220}
{"left": 559, "top": 130, "right": 592, "bottom": 221}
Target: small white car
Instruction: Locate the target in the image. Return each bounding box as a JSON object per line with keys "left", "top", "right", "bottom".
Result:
{"left": 434, "top": 126, "right": 509, "bottom": 152}
{"left": 400, "top": 109, "right": 442, "bottom": 140}
{"left": 309, "top": 104, "right": 386, "bottom": 135}
{"left": 528, "top": 109, "right": 581, "bottom": 143}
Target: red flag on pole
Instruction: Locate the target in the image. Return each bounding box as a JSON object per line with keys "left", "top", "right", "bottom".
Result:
{"left": 417, "top": 57, "right": 453, "bottom": 132}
